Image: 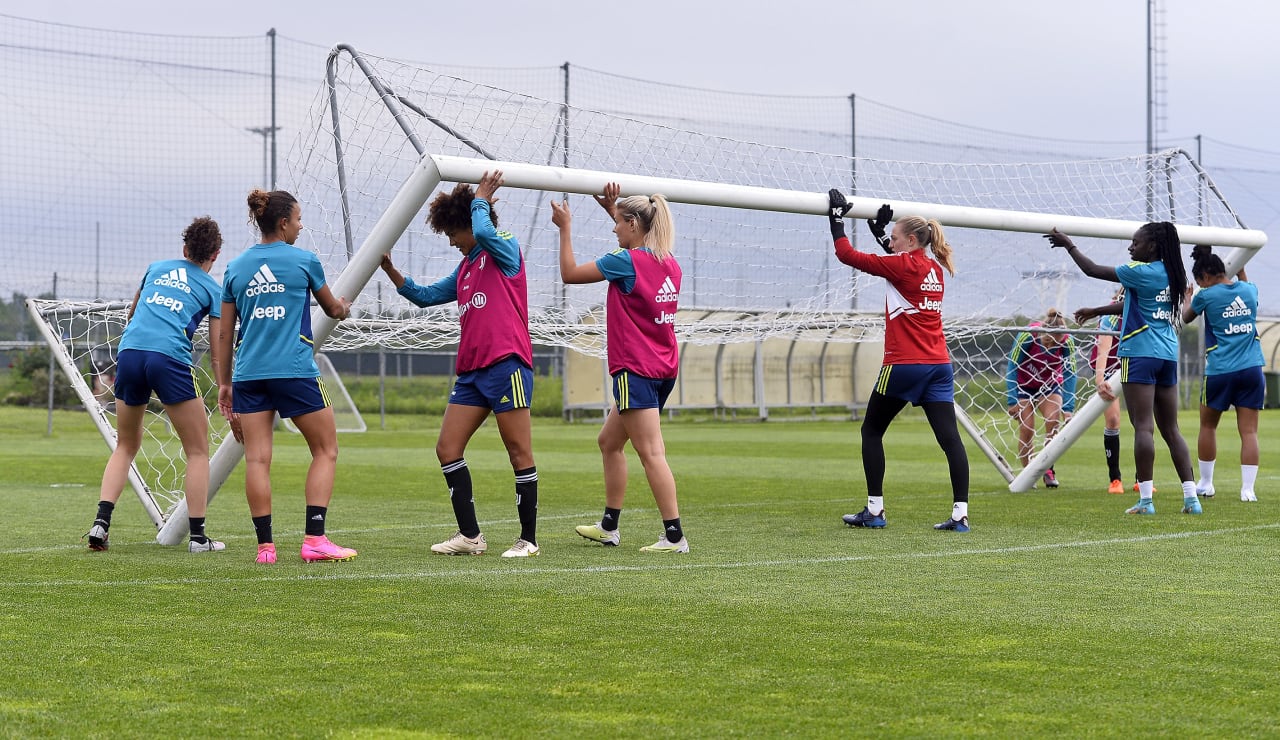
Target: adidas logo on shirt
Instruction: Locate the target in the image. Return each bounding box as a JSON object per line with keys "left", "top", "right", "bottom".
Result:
{"left": 1222, "top": 295, "right": 1252, "bottom": 318}
{"left": 152, "top": 267, "right": 192, "bottom": 294}
{"left": 655, "top": 275, "right": 679, "bottom": 303}
{"left": 245, "top": 264, "right": 286, "bottom": 297}
{"left": 919, "top": 269, "right": 942, "bottom": 293}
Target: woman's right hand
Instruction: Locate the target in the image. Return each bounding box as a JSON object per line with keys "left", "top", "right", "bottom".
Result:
{"left": 1044, "top": 228, "right": 1075, "bottom": 250}
{"left": 1073, "top": 306, "right": 1097, "bottom": 324}
{"left": 593, "top": 182, "right": 621, "bottom": 219}
{"left": 550, "top": 199, "right": 571, "bottom": 230}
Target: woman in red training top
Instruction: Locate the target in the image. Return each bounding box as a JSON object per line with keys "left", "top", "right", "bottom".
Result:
{"left": 827, "top": 190, "right": 971, "bottom": 532}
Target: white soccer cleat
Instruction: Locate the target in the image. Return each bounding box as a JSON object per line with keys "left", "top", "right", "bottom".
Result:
{"left": 1241, "top": 490, "right": 1258, "bottom": 502}
{"left": 188, "top": 538, "right": 227, "bottom": 553}
{"left": 639, "top": 535, "right": 689, "bottom": 554}
{"left": 1196, "top": 483, "right": 1216, "bottom": 499}
{"left": 431, "top": 531, "right": 487, "bottom": 555}
{"left": 501, "top": 539, "right": 540, "bottom": 558}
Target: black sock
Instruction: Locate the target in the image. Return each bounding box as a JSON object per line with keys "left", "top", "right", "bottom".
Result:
{"left": 1104, "top": 430, "right": 1122, "bottom": 481}
{"left": 305, "top": 505, "right": 327, "bottom": 537}
{"left": 663, "top": 517, "right": 683, "bottom": 543}
{"left": 442, "top": 458, "right": 480, "bottom": 538}
{"left": 189, "top": 516, "right": 207, "bottom": 543}
{"left": 95, "top": 500, "right": 115, "bottom": 527}
{"left": 252, "top": 514, "right": 273, "bottom": 545}
{"left": 601, "top": 507, "right": 622, "bottom": 532}
{"left": 514, "top": 466, "right": 538, "bottom": 545}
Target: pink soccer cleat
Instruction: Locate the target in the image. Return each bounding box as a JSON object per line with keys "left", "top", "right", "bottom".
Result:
{"left": 300, "top": 535, "right": 358, "bottom": 563}
{"left": 256, "top": 543, "right": 277, "bottom": 564}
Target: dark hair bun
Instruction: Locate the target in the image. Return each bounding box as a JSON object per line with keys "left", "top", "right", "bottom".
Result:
{"left": 247, "top": 189, "right": 270, "bottom": 217}
{"left": 1191, "top": 244, "right": 1213, "bottom": 261}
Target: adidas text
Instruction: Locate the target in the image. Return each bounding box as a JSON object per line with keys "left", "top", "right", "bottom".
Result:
{"left": 145, "top": 292, "right": 184, "bottom": 313}
{"left": 655, "top": 292, "right": 679, "bottom": 303}
{"left": 1222, "top": 304, "right": 1252, "bottom": 318}
{"left": 152, "top": 276, "right": 191, "bottom": 293}
{"left": 245, "top": 282, "right": 286, "bottom": 297}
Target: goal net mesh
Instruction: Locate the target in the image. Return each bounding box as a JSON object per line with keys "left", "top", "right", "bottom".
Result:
{"left": 27, "top": 299, "right": 233, "bottom": 520}
{"left": 280, "top": 50, "right": 1241, "bottom": 478}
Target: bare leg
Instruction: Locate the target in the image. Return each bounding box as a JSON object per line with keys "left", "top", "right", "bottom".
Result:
{"left": 598, "top": 406, "right": 629, "bottom": 509}
{"left": 239, "top": 411, "right": 276, "bottom": 517}
{"left": 290, "top": 406, "right": 340, "bottom": 508}
{"left": 618, "top": 407, "right": 678, "bottom": 520}
{"left": 166, "top": 397, "right": 210, "bottom": 518}
{"left": 98, "top": 403, "right": 147, "bottom": 504}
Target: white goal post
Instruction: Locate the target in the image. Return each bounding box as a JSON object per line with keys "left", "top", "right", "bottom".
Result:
{"left": 310, "top": 151, "right": 1264, "bottom": 490}
{"left": 288, "top": 46, "right": 1264, "bottom": 496}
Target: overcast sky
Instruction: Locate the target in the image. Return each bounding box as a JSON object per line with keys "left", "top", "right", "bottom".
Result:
{"left": 22, "top": 0, "right": 1280, "bottom": 150}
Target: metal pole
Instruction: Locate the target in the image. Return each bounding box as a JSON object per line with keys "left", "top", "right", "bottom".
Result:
{"left": 378, "top": 282, "right": 386, "bottom": 430}
{"left": 46, "top": 272, "right": 57, "bottom": 436}
{"left": 268, "top": 28, "right": 277, "bottom": 189}
{"left": 849, "top": 93, "right": 858, "bottom": 311}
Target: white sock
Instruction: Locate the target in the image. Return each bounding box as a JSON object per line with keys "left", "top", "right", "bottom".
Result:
{"left": 952, "top": 502, "right": 968, "bottom": 520}
{"left": 1138, "top": 480, "right": 1154, "bottom": 499}
{"left": 867, "top": 496, "right": 884, "bottom": 515}
{"left": 1198, "top": 459, "right": 1216, "bottom": 487}
{"left": 1242, "top": 464, "right": 1259, "bottom": 492}
{"left": 1182, "top": 481, "right": 1197, "bottom": 500}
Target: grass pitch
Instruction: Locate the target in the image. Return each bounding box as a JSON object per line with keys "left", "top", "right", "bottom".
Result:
{"left": 2, "top": 405, "right": 1278, "bottom": 737}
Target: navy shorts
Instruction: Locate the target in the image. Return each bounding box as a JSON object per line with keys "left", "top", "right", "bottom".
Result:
{"left": 1120, "top": 357, "right": 1178, "bottom": 386}
{"left": 1202, "top": 367, "right": 1265, "bottom": 411}
{"left": 232, "top": 377, "right": 330, "bottom": 418}
{"left": 449, "top": 356, "right": 533, "bottom": 413}
{"left": 613, "top": 370, "right": 676, "bottom": 411}
{"left": 113, "top": 349, "right": 200, "bottom": 406}
{"left": 873, "top": 363, "right": 955, "bottom": 405}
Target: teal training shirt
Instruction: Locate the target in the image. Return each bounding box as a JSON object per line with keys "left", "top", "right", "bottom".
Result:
{"left": 119, "top": 258, "right": 222, "bottom": 363}
{"left": 1191, "top": 280, "right": 1264, "bottom": 375}
{"left": 1115, "top": 260, "right": 1178, "bottom": 362}
{"left": 221, "top": 242, "right": 327, "bottom": 381}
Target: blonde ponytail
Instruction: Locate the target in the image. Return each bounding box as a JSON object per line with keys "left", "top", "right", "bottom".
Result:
{"left": 926, "top": 220, "right": 955, "bottom": 275}
{"left": 617, "top": 193, "right": 676, "bottom": 260}
{"left": 895, "top": 216, "right": 954, "bottom": 275}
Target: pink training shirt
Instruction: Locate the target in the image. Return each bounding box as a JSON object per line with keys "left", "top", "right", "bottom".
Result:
{"left": 455, "top": 249, "right": 533, "bottom": 373}
{"left": 606, "top": 250, "right": 682, "bottom": 378}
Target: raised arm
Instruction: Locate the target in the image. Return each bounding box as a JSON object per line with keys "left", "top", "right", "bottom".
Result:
{"left": 380, "top": 254, "right": 406, "bottom": 289}
{"left": 1045, "top": 229, "right": 1119, "bottom": 282}
{"left": 593, "top": 182, "right": 621, "bottom": 222}
{"left": 551, "top": 199, "right": 605, "bottom": 285}
{"left": 1073, "top": 301, "right": 1123, "bottom": 325}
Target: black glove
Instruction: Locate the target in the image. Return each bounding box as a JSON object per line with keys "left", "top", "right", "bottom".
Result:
{"left": 867, "top": 203, "right": 893, "bottom": 253}
{"left": 828, "top": 189, "right": 852, "bottom": 240}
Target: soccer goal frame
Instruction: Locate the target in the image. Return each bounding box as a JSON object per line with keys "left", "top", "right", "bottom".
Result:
{"left": 296, "top": 44, "right": 1266, "bottom": 496}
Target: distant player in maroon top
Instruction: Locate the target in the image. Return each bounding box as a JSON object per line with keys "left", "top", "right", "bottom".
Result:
{"left": 552, "top": 182, "right": 690, "bottom": 554}
{"left": 827, "top": 190, "right": 972, "bottom": 532}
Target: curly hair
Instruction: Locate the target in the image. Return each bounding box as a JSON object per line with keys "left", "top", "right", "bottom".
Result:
{"left": 247, "top": 189, "right": 298, "bottom": 236}
{"left": 426, "top": 182, "right": 498, "bottom": 234}
{"left": 182, "top": 216, "right": 222, "bottom": 262}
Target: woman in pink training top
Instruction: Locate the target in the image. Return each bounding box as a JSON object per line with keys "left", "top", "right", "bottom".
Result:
{"left": 380, "top": 171, "right": 540, "bottom": 559}
{"left": 552, "top": 183, "right": 689, "bottom": 553}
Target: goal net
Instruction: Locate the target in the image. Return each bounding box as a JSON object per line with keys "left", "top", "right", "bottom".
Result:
{"left": 27, "top": 298, "right": 366, "bottom": 537}
{"left": 279, "top": 46, "right": 1263, "bottom": 492}
{"left": 277, "top": 48, "right": 1259, "bottom": 489}
{"left": 25, "top": 299, "right": 232, "bottom": 528}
